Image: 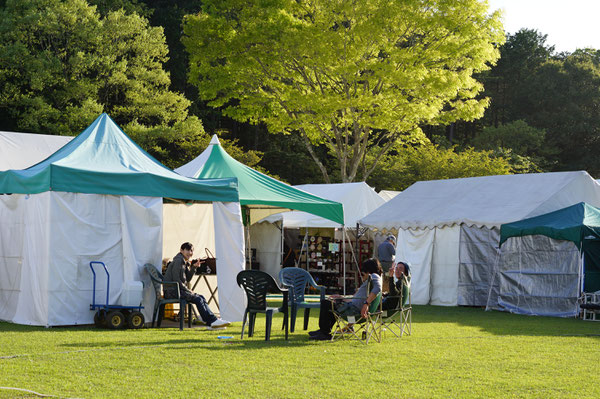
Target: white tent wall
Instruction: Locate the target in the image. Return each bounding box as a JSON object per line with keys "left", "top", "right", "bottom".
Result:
{"left": 430, "top": 226, "right": 460, "bottom": 306}
{"left": 162, "top": 202, "right": 245, "bottom": 322}
{"left": 1, "top": 193, "right": 50, "bottom": 325}
{"left": 458, "top": 226, "right": 501, "bottom": 306}
{"left": 396, "top": 228, "right": 435, "bottom": 305}
{"left": 163, "top": 204, "right": 215, "bottom": 260}
{"left": 0, "top": 192, "right": 162, "bottom": 326}
{"left": 395, "top": 226, "right": 460, "bottom": 306}
{"left": 213, "top": 202, "right": 246, "bottom": 322}
{"left": 487, "top": 235, "right": 581, "bottom": 317}
{"left": 248, "top": 222, "right": 281, "bottom": 280}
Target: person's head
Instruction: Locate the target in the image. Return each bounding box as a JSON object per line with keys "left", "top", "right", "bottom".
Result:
{"left": 361, "top": 258, "right": 383, "bottom": 276}
{"left": 395, "top": 261, "right": 410, "bottom": 278}
{"left": 180, "top": 242, "right": 194, "bottom": 260}
{"left": 386, "top": 235, "right": 396, "bottom": 245}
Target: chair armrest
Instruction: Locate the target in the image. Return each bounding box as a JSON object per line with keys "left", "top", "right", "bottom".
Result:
{"left": 318, "top": 286, "right": 326, "bottom": 301}
{"left": 306, "top": 272, "right": 326, "bottom": 299}
{"left": 281, "top": 288, "right": 289, "bottom": 307}
{"left": 161, "top": 280, "right": 181, "bottom": 300}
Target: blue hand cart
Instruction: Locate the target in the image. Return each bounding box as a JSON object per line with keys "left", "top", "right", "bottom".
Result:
{"left": 89, "top": 261, "right": 145, "bottom": 329}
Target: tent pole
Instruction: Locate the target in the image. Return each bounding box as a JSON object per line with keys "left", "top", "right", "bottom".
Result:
{"left": 280, "top": 221, "right": 284, "bottom": 270}
{"left": 342, "top": 227, "right": 346, "bottom": 295}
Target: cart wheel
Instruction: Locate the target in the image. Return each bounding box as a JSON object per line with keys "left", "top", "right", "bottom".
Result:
{"left": 127, "top": 311, "right": 145, "bottom": 329}
{"left": 106, "top": 310, "right": 125, "bottom": 329}
{"left": 94, "top": 309, "right": 106, "bottom": 327}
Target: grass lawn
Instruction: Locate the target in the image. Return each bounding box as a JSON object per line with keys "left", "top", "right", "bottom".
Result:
{"left": 0, "top": 305, "right": 598, "bottom": 399}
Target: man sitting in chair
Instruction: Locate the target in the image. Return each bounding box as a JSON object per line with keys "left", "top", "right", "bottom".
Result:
{"left": 382, "top": 261, "right": 410, "bottom": 311}
{"left": 309, "top": 258, "right": 382, "bottom": 341}
{"left": 163, "top": 242, "right": 230, "bottom": 328}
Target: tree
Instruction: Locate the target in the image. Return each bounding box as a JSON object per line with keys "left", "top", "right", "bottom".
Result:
{"left": 516, "top": 55, "right": 600, "bottom": 175}
{"left": 183, "top": 0, "right": 504, "bottom": 183}
{"left": 480, "top": 29, "right": 554, "bottom": 128}
{"left": 366, "top": 141, "right": 511, "bottom": 191}
{"left": 0, "top": 0, "right": 262, "bottom": 167}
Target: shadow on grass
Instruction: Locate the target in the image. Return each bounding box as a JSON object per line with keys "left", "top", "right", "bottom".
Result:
{"left": 412, "top": 305, "right": 600, "bottom": 338}
{"left": 3, "top": 305, "right": 599, "bottom": 343}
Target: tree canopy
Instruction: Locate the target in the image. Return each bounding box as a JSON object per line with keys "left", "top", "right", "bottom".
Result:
{"left": 0, "top": 0, "right": 262, "bottom": 168}
{"left": 183, "top": 0, "right": 504, "bottom": 182}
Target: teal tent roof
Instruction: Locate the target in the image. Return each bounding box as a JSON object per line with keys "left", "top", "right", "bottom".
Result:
{"left": 500, "top": 202, "right": 600, "bottom": 247}
{"left": 176, "top": 135, "right": 344, "bottom": 225}
{"left": 0, "top": 114, "right": 239, "bottom": 202}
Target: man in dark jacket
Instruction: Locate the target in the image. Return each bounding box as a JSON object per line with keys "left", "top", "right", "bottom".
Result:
{"left": 164, "top": 242, "right": 230, "bottom": 328}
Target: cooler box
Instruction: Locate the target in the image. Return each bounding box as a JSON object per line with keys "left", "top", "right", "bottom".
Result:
{"left": 119, "top": 281, "right": 144, "bottom": 307}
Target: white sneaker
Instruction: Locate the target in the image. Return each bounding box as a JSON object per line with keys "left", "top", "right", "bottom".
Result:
{"left": 210, "top": 318, "right": 231, "bottom": 328}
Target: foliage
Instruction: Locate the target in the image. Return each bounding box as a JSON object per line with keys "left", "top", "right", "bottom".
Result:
{"left": 481, "top": 29, "right": 555, "bottom": 128}
{"left": 0, "top": 0, "right": 262, "bottom": 169}
{"left": 367, "top": 141, "right": 511, "bottom": 191}
{"left": 0, "top": 306, "right": 599, "bottom": 398}
{"left": 510, "top": 54, "right": 600, "bottom": 175}
{"left": 183, "top": 0, "right": 504, "bottom": 183}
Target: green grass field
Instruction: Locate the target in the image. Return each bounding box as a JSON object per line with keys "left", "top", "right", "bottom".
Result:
{"left": 0, "top": 305, "right": 598, "bottom": 399}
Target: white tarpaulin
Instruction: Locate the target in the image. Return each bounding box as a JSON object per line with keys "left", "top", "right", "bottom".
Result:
{"left": 0, "top": 192, "right": 162, "bottom": 326}
{"left": 360, "top": 171, "right": 600, "bottom": 306}
{"left": 0, "top": 131, "right": 72, "bottom": 171}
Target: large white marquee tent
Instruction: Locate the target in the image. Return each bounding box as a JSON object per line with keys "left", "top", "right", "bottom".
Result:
{"left": 359, "top": 171, "right": 600, "bottom": 307}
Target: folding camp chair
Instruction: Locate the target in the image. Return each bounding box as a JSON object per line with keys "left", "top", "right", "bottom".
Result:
{"left": 381, "top": 275, "right": 412, "bottom": 337}
{"left": 330, "top": 279, "right": 383, "bottom": 344}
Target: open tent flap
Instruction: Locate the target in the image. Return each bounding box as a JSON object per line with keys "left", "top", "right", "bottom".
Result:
{"left": 0, "top": 192, "right": 162, "bottom": 326}
{"left": 162, "top": 202, "right": 246, "bottom": 322}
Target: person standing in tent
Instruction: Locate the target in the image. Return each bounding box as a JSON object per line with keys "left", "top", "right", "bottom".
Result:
{"left": 164, "top": 242, "right": 230, "bottom": 328}
{"left": 377, "top": 235, "right": 396, "bottom": 292}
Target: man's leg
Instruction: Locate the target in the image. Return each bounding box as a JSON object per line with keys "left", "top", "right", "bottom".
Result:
{"left": 189, "top": 293, "right": 218, "bottom": 326}
{"left": 317, "top": 299, "right": 336, "bottom": 334}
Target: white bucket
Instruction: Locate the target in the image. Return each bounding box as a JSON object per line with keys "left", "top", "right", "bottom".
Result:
{"left": 119, "top": 281, "right": 144, "bottom": 307}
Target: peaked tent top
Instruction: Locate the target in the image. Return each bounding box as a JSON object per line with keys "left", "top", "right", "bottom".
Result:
{"left": 0, "top": 114, "right": 239, "bottom": 202}
{"left": 500, "top": 202, "right": 600, "bottom": 247}
{"left": 176, "top": 135, "right": 344, "bottom": 225}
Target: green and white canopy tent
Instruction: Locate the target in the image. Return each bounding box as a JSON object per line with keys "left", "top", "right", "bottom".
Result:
{"left": 175, "top": 135, "right": 344, "bottom": 277}
{"left": 0, "top": 114, "right": 246, "bottom": 326}
{"left": 176, "top": 135, "right": 344, "bottom": 225}
{"left": 486, "top": 202, "right": 600, "bottom": 317}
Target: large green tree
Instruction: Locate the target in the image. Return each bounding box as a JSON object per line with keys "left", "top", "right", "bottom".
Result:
{"left": 183, "top": 0, "right": 504, "bottom": 183}
{"left": 0, "top": 0, "right": 261, "bottom": 167}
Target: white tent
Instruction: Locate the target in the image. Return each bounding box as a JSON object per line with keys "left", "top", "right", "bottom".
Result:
{"left": 253, "top": 182, "right": 386, "bottom": 281}
{"left": 378, "top": 190, "right": 401, "bottom": 201}
{"left": 0, "top": 131, "right": 72, "bottom": 171}
{"left": 359, "top": 171, "right": 600, "bottom": 307}
{"left": 0, "top": 115, "right": 245, "bottom": 326}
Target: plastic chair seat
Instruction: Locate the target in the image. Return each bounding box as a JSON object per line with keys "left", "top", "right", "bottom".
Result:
{"left": 279, "top": 267, "right": 325, "bottom": 332}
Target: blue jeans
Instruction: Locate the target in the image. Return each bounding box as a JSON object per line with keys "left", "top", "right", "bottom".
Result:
{"left": 185, "top": 293, "right": 217, "bottom": 325}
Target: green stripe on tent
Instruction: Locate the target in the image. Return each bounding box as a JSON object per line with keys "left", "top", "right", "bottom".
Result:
{"left": 183, "top": 137, "right": 344, "bottom": 225}
{"left": 0, "top": 114, "right": 239, "bottom": 202}
{"left": 500, "top": 202, "right": 600, "bottom": 248}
